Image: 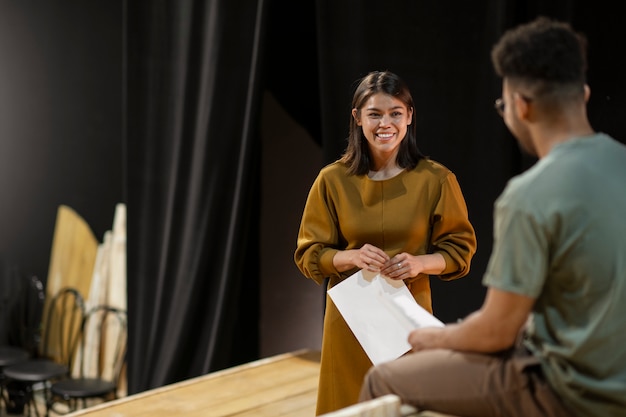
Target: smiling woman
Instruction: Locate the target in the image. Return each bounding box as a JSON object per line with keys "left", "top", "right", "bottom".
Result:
{"left": 353, "top": 92, "right": 413, "bottom": 179}
{"left": 293, "top": 70, "right": 477, "bottom": 415}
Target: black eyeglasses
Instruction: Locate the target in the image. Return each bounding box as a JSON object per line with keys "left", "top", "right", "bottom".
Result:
{"left": 494, "top": 98, "right": 505, "bottom": 117}
{"left": 495, "top": 95, "right": 533, "bottom": 117}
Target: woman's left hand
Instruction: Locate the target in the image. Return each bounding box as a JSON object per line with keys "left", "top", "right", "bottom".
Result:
{"left": 380, "top": 253, "right": 417, "bottom": 280}
{"left": 381, "top": 253, "right": 446, "bottom": 280}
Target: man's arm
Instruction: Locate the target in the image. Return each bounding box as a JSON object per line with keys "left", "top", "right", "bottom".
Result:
{"left": 408, "top": 288, "right": 535, "bottom": 353}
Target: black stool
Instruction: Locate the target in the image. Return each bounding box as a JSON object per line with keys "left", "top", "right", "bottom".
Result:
{"left": 0, "top": 345, "right": 30, "bottom": 413}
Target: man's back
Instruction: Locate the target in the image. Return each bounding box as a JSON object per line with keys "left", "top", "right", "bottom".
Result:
{"left": 485, "top": 133, "right": 626, "bottom": 416}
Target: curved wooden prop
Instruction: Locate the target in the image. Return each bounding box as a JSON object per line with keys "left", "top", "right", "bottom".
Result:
{"left": 43, "top": 205, "right": 98, "bottom": 359}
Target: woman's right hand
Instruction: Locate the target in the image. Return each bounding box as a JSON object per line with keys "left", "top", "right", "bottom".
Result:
{"left": 333, "top": 244, "right": 389, "bottom": 272}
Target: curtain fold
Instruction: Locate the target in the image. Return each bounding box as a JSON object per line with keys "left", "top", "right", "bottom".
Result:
{"left": 125, "top": 0, "right": 264, "bottom": 393}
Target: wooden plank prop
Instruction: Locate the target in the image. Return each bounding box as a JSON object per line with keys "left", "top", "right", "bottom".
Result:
{"left": 107, "top": 203, "right": 127, "bottom": 396}
{"left": 82, "top": 203, "right": 127, "bottom": 395}
{"left": 44, "top": 203, "right": 127, "bottom": 402}
{"left": 46, "top": 205, "right": 98, "bottom": 306}
{"left": 43, "top": 205, "right": 98, "bottom": 361}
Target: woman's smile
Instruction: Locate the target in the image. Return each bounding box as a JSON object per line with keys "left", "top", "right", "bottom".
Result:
{"left": 377, "top": 132, "right": 395, "bottom": 141}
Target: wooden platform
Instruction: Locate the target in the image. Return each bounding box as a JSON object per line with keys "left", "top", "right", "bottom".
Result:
{"left": 65, "top": 349, "right": 320, "bottom": 417}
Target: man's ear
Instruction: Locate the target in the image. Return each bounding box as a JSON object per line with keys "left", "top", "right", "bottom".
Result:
{"left": 513, "top": 93, "right": 531, "bottom": 121}
{"left": 584, "top": 84, "right": 591, "bottom": 103}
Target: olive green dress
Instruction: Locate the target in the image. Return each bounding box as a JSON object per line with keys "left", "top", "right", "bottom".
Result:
{"left": 294, "top": 159, "right": 477, "bottom": 415}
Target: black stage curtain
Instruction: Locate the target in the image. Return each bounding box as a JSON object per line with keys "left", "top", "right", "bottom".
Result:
{"left": 125, "top": 0, "right": 626, "bottom": 395}
{"left": 125, "top": 0, "right": 265, "bottom": 393}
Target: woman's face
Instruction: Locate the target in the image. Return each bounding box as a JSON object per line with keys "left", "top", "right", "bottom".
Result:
{"left": 352, "top": 92, "right": 412, "bottom": 157}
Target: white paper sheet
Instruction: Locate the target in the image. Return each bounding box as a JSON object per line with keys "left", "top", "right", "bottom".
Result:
{"left": 328, "top": 270, "right": 444, "bottom": 365}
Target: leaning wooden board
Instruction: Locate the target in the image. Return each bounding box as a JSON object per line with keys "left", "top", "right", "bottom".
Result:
{"left": 106, "top": 203, "right": 127, "bottom": 395}
{"left": 46, "top": 205, "right": 98, "bottom": 304}
{"left": 43, "top": 205, "right": 98, "bottom": 361}
{"left": 82, "top": 203, "right": 127, "bottom": 392}
{"left": 64, "top": 349, "right": 321, "bottom": 417}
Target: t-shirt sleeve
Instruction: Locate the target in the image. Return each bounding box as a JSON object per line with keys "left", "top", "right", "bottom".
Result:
{"left": 482, "top": 187, "right": 548, "bottom": 298}
{"left": 430, "top": 172, "right": 477, "bottom": 280}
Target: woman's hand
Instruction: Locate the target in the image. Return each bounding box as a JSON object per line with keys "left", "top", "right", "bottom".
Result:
{"left": 381, "top": 253, "right": 416, "bottom": 279}
{"left": 381, "top": 253, "right": 446, "bottom": 280}
{"left": 333, "top": 244, "right": 389, "bottom": 272}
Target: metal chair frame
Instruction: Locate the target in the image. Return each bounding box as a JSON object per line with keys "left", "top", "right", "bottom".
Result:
{"left": 48, "top": 305, "right": 127, "bottom": 414}
{"left": 0, "top": 273, "right": 44, "bottom": 414}
{"left": 3, "top": 287, "right": 85, "bottom": 417}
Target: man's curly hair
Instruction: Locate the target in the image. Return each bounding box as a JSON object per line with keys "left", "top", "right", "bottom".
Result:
{"left": 491, "top": 16, "right": 588, "bottom": 89}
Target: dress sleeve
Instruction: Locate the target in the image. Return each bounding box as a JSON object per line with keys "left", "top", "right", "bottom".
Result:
{"left": 293, "top": 173, "right": 341, "bottom": 285}
{"left": 430, "top": 171, "right": 477, "bottom": 281}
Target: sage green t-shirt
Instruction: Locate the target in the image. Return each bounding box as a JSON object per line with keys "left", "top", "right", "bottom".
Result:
{"left": 483, "top": 134, "right": 626, "bottom": 417}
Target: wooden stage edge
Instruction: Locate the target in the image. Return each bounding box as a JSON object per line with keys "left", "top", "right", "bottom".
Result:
{"left": 66, "top": 349, "right": 321, "bottom": 417}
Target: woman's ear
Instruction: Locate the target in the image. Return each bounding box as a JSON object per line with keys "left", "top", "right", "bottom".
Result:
{"left": 352, "top": 108, "right": 361, "bottom": 125}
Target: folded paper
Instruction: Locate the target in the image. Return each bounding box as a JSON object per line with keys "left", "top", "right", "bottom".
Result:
{"left": 328, "top": 270, "right": 444, "bottom": 365}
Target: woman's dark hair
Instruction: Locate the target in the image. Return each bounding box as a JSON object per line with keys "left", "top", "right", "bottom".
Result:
{"left": 339, "top": 70, "right": 425, "bottom": 175}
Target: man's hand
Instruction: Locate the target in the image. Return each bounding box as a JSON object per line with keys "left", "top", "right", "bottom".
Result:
{"left": 406, "top": 288, "right": 535, "bottom": 353}
{"left": 408, "top": 326, "right": 446, "bottom": 351}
